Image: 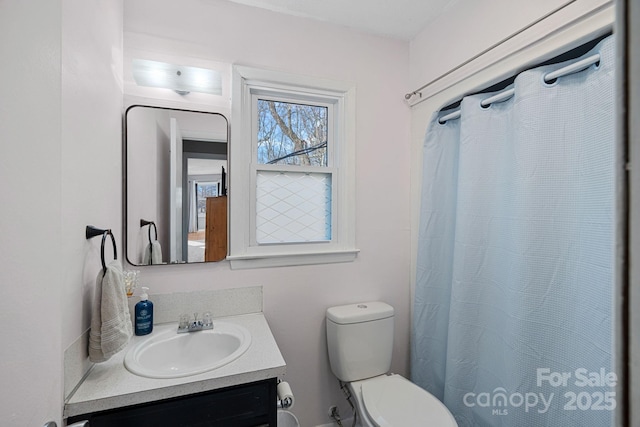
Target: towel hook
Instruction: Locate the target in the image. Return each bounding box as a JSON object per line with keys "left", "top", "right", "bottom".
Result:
{"left": 140, "top": 219, "right": 158, "bottom": 244}
{"left": 86, "top": 225, "right": 117, "bottom": 276}
{"left": 140, "top": 219, "right": 158, "bottom": 264}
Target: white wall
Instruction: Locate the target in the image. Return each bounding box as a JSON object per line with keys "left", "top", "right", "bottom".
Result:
{"left": 60, "top": 0, "right": 124, "bottom": 402}
{"left": 126, "top": 107, "right": 165, "bottom": 264}
{"left": 409, "top": 0, "right": 580, "bottom": 89}
{"left": 61, "top": 0, "right": 124, "bottom": 350}
{"left": 0, "top": 2, "right": 63, "bottom": 425}
{"left": 0, "top": 1, "right": 123, "bottom": 425}
{"left": 124, "top": 1, "right": 411, "bottom": 426}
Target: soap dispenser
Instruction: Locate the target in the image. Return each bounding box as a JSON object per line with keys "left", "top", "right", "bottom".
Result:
{"left": 135, "top": 287, "right": 153, "bottom": 336}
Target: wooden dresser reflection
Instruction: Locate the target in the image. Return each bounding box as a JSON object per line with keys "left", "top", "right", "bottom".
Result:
{"left": 204, "top": 195, "right": 227, "bottom": 261}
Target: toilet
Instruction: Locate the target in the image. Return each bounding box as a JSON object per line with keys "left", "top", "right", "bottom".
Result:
{"left": 326, "top": 302, "right": 457, "bottom": 427}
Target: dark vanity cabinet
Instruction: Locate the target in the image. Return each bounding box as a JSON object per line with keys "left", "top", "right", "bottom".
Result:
{"left": 66, "top": 378, "right": 277, "bottom": 427}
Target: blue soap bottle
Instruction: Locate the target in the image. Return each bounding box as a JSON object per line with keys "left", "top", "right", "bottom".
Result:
{"left": 135, "top": 286, "right": 153, "bottom": 336}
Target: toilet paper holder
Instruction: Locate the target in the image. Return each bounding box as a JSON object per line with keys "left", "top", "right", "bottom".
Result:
{"left": 277, "top": 379, "right": 294, "bottom": 409}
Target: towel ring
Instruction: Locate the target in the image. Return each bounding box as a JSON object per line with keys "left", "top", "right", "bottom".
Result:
{"left": 86, "top": 225, "right": 117, "bottom": 276}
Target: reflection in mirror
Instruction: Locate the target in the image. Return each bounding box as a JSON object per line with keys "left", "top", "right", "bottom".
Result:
{"left": 125, "top": 106, "right": 228, "bottom": 266}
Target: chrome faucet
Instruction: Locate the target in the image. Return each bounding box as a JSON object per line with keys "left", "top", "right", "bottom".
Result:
{"left": 177, "top": 312, "right": 213, "bottom": 333}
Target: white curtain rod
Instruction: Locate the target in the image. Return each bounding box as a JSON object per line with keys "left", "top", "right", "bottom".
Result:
{"left": 437, "top": 87, "right": 515, "bottom": 124}
{"left": 437, "top": 110, "right": 461, "bottom": 124}
{"left": 480, "top": 88, "right": 515, "bottom": 108}
{"left": 404, "top": 0, "right": 579, "bottom": 102}
{"left": 543, "top": 53, "right": 600, "bottom": 83}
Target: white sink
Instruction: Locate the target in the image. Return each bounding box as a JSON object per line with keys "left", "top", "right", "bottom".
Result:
{"left": 124, "top": 321, "right": 252, "bottom": 378}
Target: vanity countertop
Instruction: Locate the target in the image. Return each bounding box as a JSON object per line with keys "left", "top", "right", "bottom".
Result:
{"left": 64, "top": 312, "right": 286, "bottom": 418}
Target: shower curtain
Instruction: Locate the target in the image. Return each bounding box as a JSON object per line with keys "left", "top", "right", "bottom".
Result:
{"left": 412, "top": 35, "right": 615, "bottom": 427}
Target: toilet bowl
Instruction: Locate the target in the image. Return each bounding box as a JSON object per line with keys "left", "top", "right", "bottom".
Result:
{"left": 326, "top": 302, "right": 457, "bottom": 427}
{"left": 347, "top": 374, "right": 456, "bottom": 427}
{"left": 277, "top": 409, "right": 300, "bottom": 427}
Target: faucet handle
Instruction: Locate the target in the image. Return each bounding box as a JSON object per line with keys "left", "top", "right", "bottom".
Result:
{"left": 203, "top": 312, "right": 213, "bottom": 327}
{"left": 193, "top": 312, "right": 204, "bottom": 327}
{"left": 178, "top": 314, "right": 189, "bottom": 329}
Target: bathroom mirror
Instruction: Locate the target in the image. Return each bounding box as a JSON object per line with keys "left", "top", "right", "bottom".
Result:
{"left": 125, "top": 105, "right": 228, "bottom": 266}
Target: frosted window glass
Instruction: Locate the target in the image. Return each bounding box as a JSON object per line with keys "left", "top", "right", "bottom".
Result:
{"left": 256, "top": 171, "right": 331, "bottom": 243}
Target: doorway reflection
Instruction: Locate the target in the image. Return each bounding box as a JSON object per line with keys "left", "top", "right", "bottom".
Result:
{"left": 186, "top": 158, "right": 226, "bottom": 262}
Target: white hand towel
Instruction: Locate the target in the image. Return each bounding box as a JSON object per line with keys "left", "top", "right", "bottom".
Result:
{"left": 89, "top": 260, "right": 133, "bottom": 363}
{"left": 142, "top": 240, "right": 163, "bottom": 265}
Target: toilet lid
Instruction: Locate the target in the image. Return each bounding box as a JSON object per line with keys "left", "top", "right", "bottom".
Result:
{"left": 361, "top": 375, "right": 457, "bottom": 427}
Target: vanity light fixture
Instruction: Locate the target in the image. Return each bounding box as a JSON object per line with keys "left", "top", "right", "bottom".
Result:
{"left": 132, "top": 59, "right": 222, "bottom": 96}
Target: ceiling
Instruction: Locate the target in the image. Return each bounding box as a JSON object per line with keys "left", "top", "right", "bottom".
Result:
{"left": 222, "top": 0, "right": 459, "bottom": 40}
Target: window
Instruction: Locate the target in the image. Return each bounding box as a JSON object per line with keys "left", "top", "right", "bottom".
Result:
{"left": 255, "top": 98, "right": 332, "bottom": 245}
{"left": 229, "top": 66, "right": 358, "bottom": 269}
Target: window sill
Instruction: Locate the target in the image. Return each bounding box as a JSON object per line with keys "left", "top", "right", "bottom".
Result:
{"left": 227, "top": 249, "right": 360, "bottom": 270}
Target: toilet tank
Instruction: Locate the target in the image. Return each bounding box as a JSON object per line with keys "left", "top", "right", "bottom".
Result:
{"left": 326, "top": 302, "right": 394, "bottom": 382}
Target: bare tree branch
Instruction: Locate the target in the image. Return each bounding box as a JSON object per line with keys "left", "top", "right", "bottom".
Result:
{"left": 267, "top": 101, "right": 311, "bottom": 165}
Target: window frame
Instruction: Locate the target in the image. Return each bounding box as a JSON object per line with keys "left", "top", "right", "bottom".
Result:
{"left": 229, "top": 65, "right": 358, "bottom": 269}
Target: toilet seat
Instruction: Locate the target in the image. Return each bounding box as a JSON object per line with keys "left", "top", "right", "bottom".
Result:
{"left": 360, "top": 374, "right": 457, "bottom": 427}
